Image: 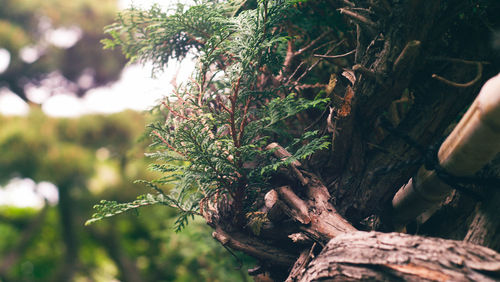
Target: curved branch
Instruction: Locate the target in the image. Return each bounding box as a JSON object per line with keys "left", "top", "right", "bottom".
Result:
{"left": 432, "top": 62, "right": 483, "bottom": 88}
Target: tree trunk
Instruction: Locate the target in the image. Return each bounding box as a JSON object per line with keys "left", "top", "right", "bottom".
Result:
{"left": 54, "top": 184, "right": 80, "bottom": 282}
{"left": 203, "top": 0, "right": 500, "bottom": 280}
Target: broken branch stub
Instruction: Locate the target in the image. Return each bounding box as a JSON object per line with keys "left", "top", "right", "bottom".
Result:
{"left": 277, "top": 186, "right": 311, "bottom": 225}
{"left": 265, "top": 143, "right": 356, "bottom": 242}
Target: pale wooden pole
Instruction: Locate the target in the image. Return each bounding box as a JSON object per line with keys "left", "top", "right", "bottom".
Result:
{"left": 391, "top": 73, "right": 500, "bottom": 229}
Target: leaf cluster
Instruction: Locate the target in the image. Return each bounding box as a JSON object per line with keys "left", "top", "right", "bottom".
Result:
{"left": 89, "top": 0, "right": 330, "bottom": 229}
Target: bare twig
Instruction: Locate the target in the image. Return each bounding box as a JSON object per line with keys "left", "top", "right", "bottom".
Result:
{"left": 289, "top": 61, "right": 306, "bottom": 82}
{"left": 219, "top": 99, "right": 233, "bottom": 114}
{"left": 392, "top": 40, "right": 421, "bottom": 74}
{"left": 282, "top": 31, "right": 333, "bottom": 79}
{"left": 312, "top": 39, "right": 344, "bottom": 54}
{"left": 172, "top": 89, "right": 186, "bottom": 104}
{"left": 314, "top": 49, "right": 356, "bottom": 59}
{"left": 296, "top": 45, "right": 337, "bottom": 83}
{"left": 212, "top": 227, "right": 296, "bottom": 267}
{"left": 338, "top": 8, "right": 377, "bottom": 28}
{"left": 432, "top": 62, "right": 483, "bottom": 88}
{"left": 355, "top": 24, "right": 363, "bottom": 63}
{"left": 296, "top": 31, "right": 330, "bottom": 56}
{"left": 294, "top": 83, "right": 328, "bottom": 90}
{"left": 348, "top": 7, "right": 375, "bottom": 14}
{"left": 288, "top": 39, "right": 346, "bottom": 83}
{"left": 341, "top": 0, "right": 355, "bottom": 7}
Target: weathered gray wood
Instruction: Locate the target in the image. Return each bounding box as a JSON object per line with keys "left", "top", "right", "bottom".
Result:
{"left": 294, "top": 231, "right": 500, "bottom": 282}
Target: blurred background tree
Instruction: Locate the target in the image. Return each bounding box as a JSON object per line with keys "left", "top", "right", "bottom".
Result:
{"left": 0, "top": 0, "right": 252, "bottom": 280}
{"left": 0, "top": 110, "right": 252, "bottom": 281}
{"left": 0, "top": 0, "right": 126, "bottom": 102}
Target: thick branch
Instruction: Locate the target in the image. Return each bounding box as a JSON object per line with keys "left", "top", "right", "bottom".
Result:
{"left": 277, "top": 186, "right": 311, "bottom": 225}
{"left": 267, "top": 143, "right": 356, "bottom": 242}
{"left": 212, "top": 227, "right": 296, "bottom": 267}
{"left": 295, "top": 231, "right": 500, "bottom": 281}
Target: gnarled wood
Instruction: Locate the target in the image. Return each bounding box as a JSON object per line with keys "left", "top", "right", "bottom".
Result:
{"left": 199, "top": 1, "right": 500, "bottom": 280}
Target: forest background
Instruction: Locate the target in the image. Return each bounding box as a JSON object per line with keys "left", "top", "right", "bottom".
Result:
{"left": 0, "top": 0, "right": 252, "bottom": 281}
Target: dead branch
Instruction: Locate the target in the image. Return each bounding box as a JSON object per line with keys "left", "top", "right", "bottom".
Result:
{"left": 341, "top": 0, "right": 355, "bottom": 7}
{"left": 392, "top": 40, "right": 421, "bottom": 74}
{"left": 299, "top": 172, "right": 357, "bottom": 242}
{"left": 288, "top": 40, "right": 345, "bottom": 83}
{"left": 277, "top": 186, "right": 311, "bottom": 225}
{"left": 432, "top": 62, "right": 483, "bottom": 88}
{"left": 338, "top": 8, "right": 378, "bottom": 28}
{"left": 312, "top": 39, "right": 344, "bottom": 54}
{"left": 295, "top": 46, "right": 336, "bottom": 83}
{"left": 288, "top": 61, "right": 306, "bottom": 81}
{"left": 293, "top": 83, "right": 328, "bottom": 90}
{"left": 281, "top": 31, "right": 331, "bottom": 78}
{"left": 295, "top": 31, "right": 331, "bottom": 56}
{"left": 313, "top": 49, "right": 356, "bottom": 59}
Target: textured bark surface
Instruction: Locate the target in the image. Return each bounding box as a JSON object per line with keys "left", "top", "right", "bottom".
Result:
{"left": 323, "top": 0, "right": 496, "bottom": 229}
{"left": 294, "top": 231, "right": 500, "bottom": 282}
{"left": 464, "top": 190, "right": 500, "bottom": 251}
{"left": 202, "top": 0, "right": 500, "bottom": 280}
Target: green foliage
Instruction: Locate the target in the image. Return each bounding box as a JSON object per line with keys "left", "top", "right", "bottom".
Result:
{"left": 125, "top": 208, "right": 255, "bottom": 282}
{"left": 85, "top": 196, "right": 158, "bottom": 226}
{"left": 102, "top": 1, "right": 235, "bottom": 74}
{"left": 246, "top": 211, "right": 268, "bottom": 236}
{"left": 90, "top": 0, "right": 330, "bottom": 230}
{"left": 0, "top": 110, "right": 143, "bottom": 186}
{"left": 1, "top": 110, "right": 248, "bottom": 281}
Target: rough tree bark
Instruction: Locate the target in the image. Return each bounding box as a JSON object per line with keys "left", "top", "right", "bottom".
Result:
{"left": 202, "top": 0, "right": 500, "bottom": 281}
{"left": 295, "top": 231, "right": 500, "bottom": 281}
